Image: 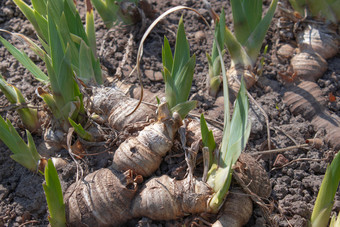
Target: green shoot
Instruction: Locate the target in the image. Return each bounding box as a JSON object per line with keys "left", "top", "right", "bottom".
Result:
{"left": 90, "top": 0, "right": 139, "bottom": 28}
{"left": 2, "top": 0, "right": 102, "bottom": 84}
{"left": 161, "top": 16, "right": 197, "bottom": 119}
{"left": 0, "top": 115, "right": 41, "bottom": 172}
{"left": 0, "top": 74, "right": 40, "bottom": 132}
{"left": 68, "top": 118, "right": 94, "bottom": 142}
{"left": 310, "top": 151, "right": 340, "bottom": 227}
{"left": 43, "top": 159, "right": 66, "bottom": 227}
{"left": 223, "top": 0, "right": 278, "bottom": 68}
{"left": 201, "top": 79, "right": 251, "bottom": 212}
{"left": 200, "top": 114, "right": 216, "bottom": 168}
{"left": 257, "top": 44, "right": 268, "bottom": 76}
{"left": 206, "top": 13, "right": 226, "bottom": 97}
{"left": 0, "top": 0, "right": 104, "bottom": 131}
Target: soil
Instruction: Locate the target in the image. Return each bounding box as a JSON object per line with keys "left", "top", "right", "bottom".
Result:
{"left": 0, "top": 0, "right": 340, "bottom": 226}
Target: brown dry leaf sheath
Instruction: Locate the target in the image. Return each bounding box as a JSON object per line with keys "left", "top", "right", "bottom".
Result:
{"left": 233, "top": 153, "right": 272, "bottom": 199}
{"left": 91, "top": 86, "right": 156, "bottom": 131}
{"left": 112, "top": 103, "right": 182, "bottom": 177}
{"left": 131, "top": 175, "right": 213, "bottom": 220}
{"left": 64, "top": 168, "right": 138, "bottom": 227}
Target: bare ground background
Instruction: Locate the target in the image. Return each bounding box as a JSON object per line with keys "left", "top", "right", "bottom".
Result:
{"left": 0, "top": 0, "right": 339, "bottom": 226}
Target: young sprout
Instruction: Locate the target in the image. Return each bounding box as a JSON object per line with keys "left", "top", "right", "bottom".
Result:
{"left": 201, "top": 78, "right": 251, "bottom": 211}
{"left": 162, "top": 16, "right": 197, "bottom": 119}
{"left": 43, "top": 159, "right": 66, "bottom": 227}
{"left": 0, "top": 74, "right": 40, "bottom": 132}
{"left": 0, "top": 115, "right": 41, "bottom": 172}
{"left": 11, "top": 0, "right": 102, "bottom": 84}
{"left": 206, "top": 13, "right": 226, "bottom": 97}
{"left": 210, "top": 0, "right": 277, "bottom": 93}
{"left": 68, "top": 118, "right": 94, "bottom": 142}
{"left": 1, "top": 0, "right": 103, "bottom": 131}
{"left": 310, "top": 151, "right": 340, "bottom": 227}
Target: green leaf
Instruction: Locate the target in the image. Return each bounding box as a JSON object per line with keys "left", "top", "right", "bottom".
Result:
{"left": 43, "top": 159, "right": 66, "bottom": 227}
{"left": 56, "top": 46, "right": 80, "bottom": 105}
{"left": 163, "top": 67, "right": 177, "bottom": 108}
{"left": 63, "top": 0, "right": 88, "bottom": 42}
{"left": 58, "top": 13, "right": 80, "bottom": 75}
{"left": 0, "top": 36, "right": 49, "bottom": 83}
{"left": 0, "top": 116, "right": 41, "bottom": 172}
{"left": 0, "top": 77, "right": 40, "bottom": 132}
{"left": 33, "top": 11, "right": 48, "bottom": 42}
{"left": 79, "top": 40, "right": 95, "bottom": 83}
{"left": 212, "top": 56, "right": 222, "bottom": 78}
{"left": 171, "top": 100, "right": 197, "bottom": 119}
{"left": 36, "top": 87, "right": 61, "bottom": 120}
{"left": 44, "top": 54, "right": 63, "bottom": 110}
{"left": 162, "top": 36, "right": 173, "bottom": 74}
{"left": 12, "top": 0, "right": 44, "bottom": 39}
{"left": 243, "top": 0, "right": 262, "bottom": 32}
{"left": 92, "top": 56, "right": 103, "bottom": 84}
{"left": 311, "top": 151, "right": 340, "bottom": 227}
{"left": 46, "top": 0, "right": 63, "bottom": 24}
{"left": 48, "top": 8, "right": 65, "bottom": 80}
{"left": 68, "top": 118, "right": 94, "bottom": 141}
{"left": 206, "top": 52, "right": 213, "bottom": 68}
{"left": 206, "top": 80, "right": 250, "bottom": 211}
{"left": 223, "top": 17, "right": 252, "bottom": 67}
{"left": 90, "top": 0, "right": 119, "bottom": 28}
{"left": 230, "top": 0, "right": 251, "bottom": 45}
{"left": 32, "top": 0, "right": 47, "bottom": 17}
{"left": 85, "top": 0, "right": 97, "bottom": 57}
{"left": 211, "top": 14, "right": 226, "bottom": 61}
{"left": 221, "top": 79, "right": 250, "bottom": 164}
{"left": 208, "top": 164, "right": 233, "bottom": 212}
{"left": 244, "top": 0, "right": 278, "bottom": 63}
{"left": 162, "top": 17, "right": 195, "bottom": 110}
{"left": 200, "top": 114, "right": 216, "bottom": 166}
{"left": 172, "top": 16, "right": 190, "bottom": 81}
{"left": 174, "top": 54, "right": 196, "bottom": 104}
{"left": 0, "top": 74, "right": 18, "bottom": 103}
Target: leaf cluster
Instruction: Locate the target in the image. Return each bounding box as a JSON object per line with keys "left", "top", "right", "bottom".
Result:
{"left": 161, "top": 16, "right": 197, "bottom": 119}
{"left": 0, "top": 0, "right": 103, "bottom": 130}
{"left": 224, "top": 0, "right": 278, "bottom": 66}
{"left": 0, "top": 116, "right": 41, "bottom": 172}
{"left": 201, "top": 79, "right": 251, "bottom": 211}
{"left": 0, "top": 74, "right": 40, "bottom": 132}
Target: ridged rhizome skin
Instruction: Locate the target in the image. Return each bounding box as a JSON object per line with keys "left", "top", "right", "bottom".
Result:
{"left": 131, "top": 175, "right": 212, "bottom": 220}
{"left": 290, "top": 50, "right": 328, "bottom": 81}
{"left": 91, "top": 86, "right": 155, "bottom": 131}
{"left": 64, "top": 168, "right": 138, "bottom": 227}
{"left": 297, "top": 23, "right": 339, "bottom": 60}
{"left": 112, "top": 103, "right": 182, "bottom": 177}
